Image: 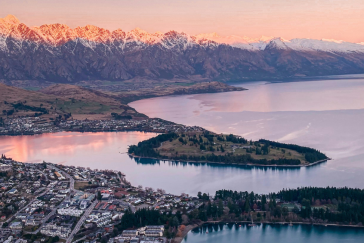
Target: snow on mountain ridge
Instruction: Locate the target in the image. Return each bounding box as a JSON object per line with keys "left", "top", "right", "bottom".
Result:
{"left": 285, "top": 38, "right": 364, "bottom": 53}
{"left": 0, "top": 15, "right": 364, "bottom": 53}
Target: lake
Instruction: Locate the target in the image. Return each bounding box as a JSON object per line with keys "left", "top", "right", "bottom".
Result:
{"left": 1, "top": 75, "right": 364, "bottom": 196}
{"left": 182, "top": 223, "right": 364, "bottom": 243}
{"left": 130, "top": 75, "right": 364, "bottom": 194}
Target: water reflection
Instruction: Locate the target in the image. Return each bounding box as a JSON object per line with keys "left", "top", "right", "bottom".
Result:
{"left": 184, "top": 223, "right": 364, "bottom": 243}
{"left": 133, "top": 157, "right": 311, "bottom": 171}
{"left": 0, "top": 131, "right": 158, "bottom": 165}
{"left": 2, "top": 77, "right": 364, "bottom": 195}
{"left": 2, "top": 130, "right": 363, "bottom": 195}
{"left": 131, "top": 78, "right": 364, "bottom": 114}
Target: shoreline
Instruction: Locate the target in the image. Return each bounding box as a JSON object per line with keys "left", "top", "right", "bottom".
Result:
{"left": 0, "top": 129, "right": 161, "bottom": 137}
{"left": 123, "top": 84, "right": 247, "bottom": 104}
{"left": 174, "top": 220, "right": 364, "bottom": 243}
{"left": 129, "top": 154, "right": 330, "bottom": 168}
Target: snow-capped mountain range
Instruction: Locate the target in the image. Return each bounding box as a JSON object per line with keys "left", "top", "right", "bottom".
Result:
{"left": 1, "top": 15, "right": 364, "bottom": 53}
{"left": 1, "top": 14, "right": 364, "bottom": 82}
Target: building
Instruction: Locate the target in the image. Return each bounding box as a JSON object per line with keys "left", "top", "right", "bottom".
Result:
{"left": 54, "top": 171, "right": 65, "bottom": 180}
{"left": 146, "top": 225, "right": 164, "bottom": 231}
{"left": 7, "top": 188, "right": 18, "bottom": 194}
{"left": 80, "top": 200, "right": 89, "bottom": 210}
{"left": 122, "top": 230, "right": 139, "bottom": 237}
{"left": 101, "top": 193, "right": 111, "bottom": 200}
{"left": 144, "top": 230, "right": 163, "bottom": 237}
{"left": 111, "top": 236, "right": 130, "bottom": 243}
{"left": 0, "top": 163, "right": 12, "bottom": 172}
{"left": 40, "top": 223, "right": 71, "bottom": 238}
{"left": 9, "top": 222, "right": 23, "bottom": 230}
{"left": 25, "top": 218, "right": 42, "bottom": 226}
{"left": 57, "top": 208, "right": 84, "bottom": 217}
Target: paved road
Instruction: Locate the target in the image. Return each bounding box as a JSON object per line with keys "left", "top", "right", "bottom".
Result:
{"left": 48, "top": 164, "right": 76, "bottom": 192}
{"left": 24, "top": 196, "right": 70, "bottom": 235}
{"left": 72, "top": 235, "right": 87, "bottom": 243}
{"left": 6, "top": 188, "right": 49, "bottom": 223}
{"left": 66, "top": 200, "right": 98, "bottom": 243}
{"left": 116, "top": 173, "right": 126, "bottom": 186}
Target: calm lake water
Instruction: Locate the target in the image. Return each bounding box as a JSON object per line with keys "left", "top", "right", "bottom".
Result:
{"left": 130, "top": 76, "right": 364, "bottom": 194}
{"left": 182, "top": 223, "right": 364, "bottom": 243}
{"left": 1, "top": 76, "right": 364, "bottom": 196}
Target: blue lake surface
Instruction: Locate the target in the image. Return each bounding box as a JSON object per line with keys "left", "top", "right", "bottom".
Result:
{"left": 182, "top": 223, "right": 364, "bottom": 243}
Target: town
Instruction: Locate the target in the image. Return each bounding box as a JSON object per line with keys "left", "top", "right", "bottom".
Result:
{"left": 2, "top": 153, "right": 364, "bottom": 243}
{"left": 0, "top": 117, "right": 206, "bottom": 135}
{"left": 0, "top": 156, "right": 203, "bottom": 243}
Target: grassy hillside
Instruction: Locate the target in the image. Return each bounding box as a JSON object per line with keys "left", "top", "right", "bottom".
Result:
{"left": 0, "top": 83, "right": 146, "bottom": 120}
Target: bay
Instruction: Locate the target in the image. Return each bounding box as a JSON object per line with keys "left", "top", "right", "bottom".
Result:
{"left": 182, "top": 223, "right": 364, "bottom": 243}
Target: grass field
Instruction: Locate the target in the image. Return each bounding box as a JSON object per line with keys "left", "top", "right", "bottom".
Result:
{"left": 56, "top": 100, "right": 112, "bottom": 114}
{"left": 74, "top": 181, "right": 91, "bottom": 190}
{"left": 157, "top": 133, "right": 307, "bottom": 164}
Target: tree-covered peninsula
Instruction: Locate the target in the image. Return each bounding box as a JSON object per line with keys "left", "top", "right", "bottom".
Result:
{"left": 128, "top": 132, "right": 328, "bottom": 166}
{"left": 113, "top": 186, "right": 364, "bottom": 241}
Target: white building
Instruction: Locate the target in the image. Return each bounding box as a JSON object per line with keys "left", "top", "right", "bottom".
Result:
{"left": 57, "top": 208, "right": 84, "bottom": 217}
{"left": 40, "top": 223, "right": 71, "bottom": 238}
{"left": 0, "top": 163, "right": 12, "bottom": 172}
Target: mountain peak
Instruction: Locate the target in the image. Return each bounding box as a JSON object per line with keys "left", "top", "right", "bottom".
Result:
{"left": 265, "top": 37, "right": 290, "bottom": 50}
{"left": 2, "top": 14, "right": 20, "bottom": 25}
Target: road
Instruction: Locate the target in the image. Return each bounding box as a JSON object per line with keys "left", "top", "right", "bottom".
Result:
{"left": 48, "top": 164, "right": 76, "bottom": 192}
{"left": 116, "top": 173, "right": 126, "bottom": 186}
{"left": 23, "top": 196, "right": 70, "bottom": 235}
{"left": 72, "top": 235, "right": 87, "bottom": 243}
{"left": 6, "top": 188, "right": 49, "bottom": 223}
{"left": 66, "top": 200, "right": 98, "bottom": 243}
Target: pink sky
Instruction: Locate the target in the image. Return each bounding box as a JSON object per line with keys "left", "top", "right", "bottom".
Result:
{"left": 1, "top": 0, "right": 364, "bottom": 43}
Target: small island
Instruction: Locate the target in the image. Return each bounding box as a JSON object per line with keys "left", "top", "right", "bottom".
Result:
{"left": 128, "top": 132, "right": 328, "bottom": 166}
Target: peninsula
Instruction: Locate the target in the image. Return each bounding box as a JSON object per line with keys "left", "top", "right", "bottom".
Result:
{"left": 128, "top": 132, "right": 328, "bottom": 166}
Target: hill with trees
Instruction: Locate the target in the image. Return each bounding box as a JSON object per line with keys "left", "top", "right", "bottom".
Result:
{"left": 128, "top": 132, "right": 328, "bottom": 166}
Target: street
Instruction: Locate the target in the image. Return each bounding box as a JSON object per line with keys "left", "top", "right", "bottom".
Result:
{"left": 6, "top": 188, "right": 49, "bottom": 224}
{"left": 66, "top": 200, "right": 98, "bottom": 243}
